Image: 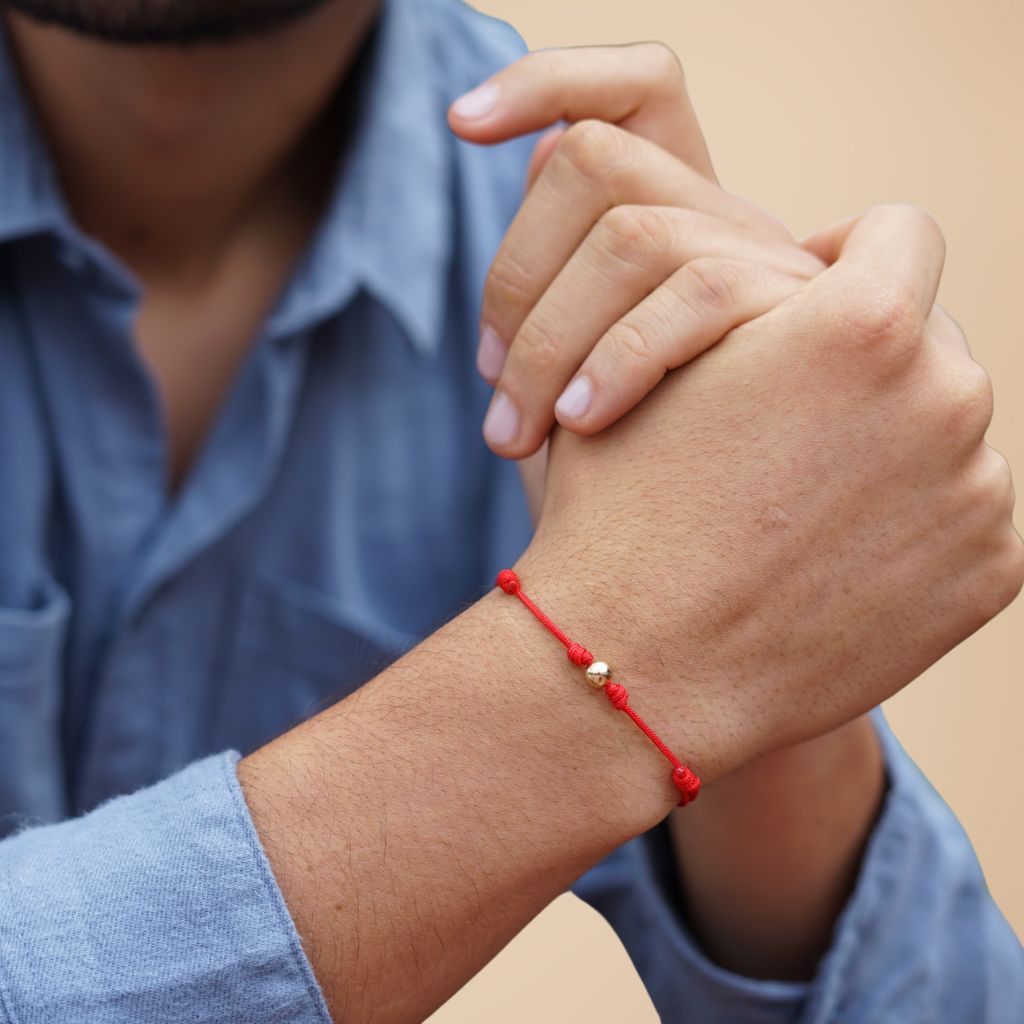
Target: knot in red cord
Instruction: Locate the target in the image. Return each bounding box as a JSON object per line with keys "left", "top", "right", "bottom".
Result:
{"left": 495, "top": 569, "right": 520, "bottom": 595}
{"left": 566, "top": 642, "right": 593, "bottom": 667}
{"left": 672, "top": 765, "right": 701, "bottom": 805}
{"left": 604, "top": 682, "right": 629, "bottom": 710}
{"left": 494, "top": 569, "right": 702, "bottom": 812}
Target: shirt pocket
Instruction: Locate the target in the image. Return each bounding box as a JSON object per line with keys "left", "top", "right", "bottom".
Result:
{"left": 0, "top": 578, "right": 70, "bottom": 834}
{"left": 214, "top": 571, "right": 417, "bottom": 755}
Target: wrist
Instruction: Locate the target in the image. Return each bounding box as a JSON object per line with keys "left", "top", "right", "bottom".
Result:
{"left": 471, "top": 582, "right": 679, "bottom": 835}
{"left": 513, "top": 542, "right": 726, "bottom": 791}
{"left": 240, "top": 571, "right": 681, "bottom": 1020}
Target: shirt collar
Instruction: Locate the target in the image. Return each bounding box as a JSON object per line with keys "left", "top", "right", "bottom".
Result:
{"left": 0, "top": 0, "right": 454, "bottom": 356}
{"left": 266, "top": 0, "right": 454, "bottom": 355}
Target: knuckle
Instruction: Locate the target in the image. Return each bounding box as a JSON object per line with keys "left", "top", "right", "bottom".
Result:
{"left": 943, "top": 362, "right": 994, "bottom": 442}
{"left": 677, "top": 257, "right": 743, "bottom": 313}
{"left": 1004, "top": 534, "right": 1024, "bottom": 600}
{"left": 963, "top": 448, "right": 1023, "bottom": 621}
{"left": 513, "top": 316, "right": 562, "bottom": 374}
{"left": 605, "top": 319, "right": 657, "bottom": 366}
{"left": 558, "top": 119, "right": 629, "bottom": 182}
{"left": 839, "top": 278, "right": 921, "bottom": 352}
{"left": 981, "top": 531, "right": 1024, "bottom": 621}
{"left": 484, "top": 249, "right": 534, "bottom": 314}
{"left": 977, "top": 448, "right": 1015, "bottom": 513}
{"left": 596, "top": 205, "right": 673, "bottom": 268}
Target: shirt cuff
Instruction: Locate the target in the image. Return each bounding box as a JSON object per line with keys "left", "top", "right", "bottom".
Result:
{"left": 0, "top": 751, "right": 330, "bottom": 1024}
{"left": 573, "top": 708, "right": 1022, "bottom": 1023}
{"left": 575, "top": 810, "right": 808, "bottom": 1024}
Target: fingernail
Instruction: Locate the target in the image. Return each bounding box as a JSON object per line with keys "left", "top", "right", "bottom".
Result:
{"left": 451, "top": 81, "right": 499, "bottom": 120}
{"left": 555, "top": 376, "right": 593, "bottom": 421}
{"left": 483, "top": 392, "right": 520, "bottom": 447}
{"left": 476, "top": 324, "right": 507, "bottom": 382}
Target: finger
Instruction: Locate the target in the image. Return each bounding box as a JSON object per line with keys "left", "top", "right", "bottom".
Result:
{"left": 525, "top": 127, "right": 565, "bottom": 192}
{"left": 483, "top": 206, "right": 817, "bottom": 456}
{"left": 924, "top": 306, "right": 994, "bottom": 456}
{"left": 801, "top": 204, "right": 946, "bottom": 322}
{"left": 448, "top": 44, "right": 716, "bottom": 180}
{"left": 479, "top": 121, "right": 799, "bottom": 370}
{"left": 930, "top": 303, "right": 971, "bottom": 357}
{"left": 928, "top": 305, "right": 990, "bottom": 432}
{"left": 799, "top": 214, "right": 858, "bottom": 265}
{"left": 554, "top": 260, "right": 801, "bottom": 433}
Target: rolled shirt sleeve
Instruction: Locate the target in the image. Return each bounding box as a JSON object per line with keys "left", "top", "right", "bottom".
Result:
{"left": 0, "top": 752, "right": 329, "bottom": 1024}
{"left": 572, "top": 709, "right": 1024, "bottom": 1023}
{"left": 1, "top": 717, "right": 1020, "bottom": 1024}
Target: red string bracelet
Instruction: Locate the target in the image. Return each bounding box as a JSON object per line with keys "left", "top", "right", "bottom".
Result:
{"left": 495, "top": 569, "right": 700, "bottom": 806}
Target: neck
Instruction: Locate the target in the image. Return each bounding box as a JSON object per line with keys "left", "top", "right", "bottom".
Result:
{"left": 4, "top": 1, "right": 380, "bottom": 277}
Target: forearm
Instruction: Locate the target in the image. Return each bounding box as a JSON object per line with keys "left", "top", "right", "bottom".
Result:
{"left": 670, "top": 714, "right": 885, "bottom": 980}
{"left": 238, "top": 560, "right": 685, "bottom": 1024}
{"left": 516, "top": 470, "right": 885, "bottom": 982}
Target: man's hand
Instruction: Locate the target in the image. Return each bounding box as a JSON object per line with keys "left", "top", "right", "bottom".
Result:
{"left": 449, "top": 46, "right": 822, "bottom": 455}
{"left": 241, "top": 203, "right": 1021, "bottom": 1023}
{"left": 520, "top": 202, "right": 1022, "bottom": 785}
{"left": 452, "top": 45, "right": 1016, "bottom": 980}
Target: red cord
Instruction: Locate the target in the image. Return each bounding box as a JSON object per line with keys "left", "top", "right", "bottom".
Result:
{"left": 496, "top": 569, "right": 700, "bottom": 806}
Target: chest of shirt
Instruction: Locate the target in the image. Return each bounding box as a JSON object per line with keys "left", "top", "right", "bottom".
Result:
{"left": 0, "top": 247, "right": 532, "bottom": 826}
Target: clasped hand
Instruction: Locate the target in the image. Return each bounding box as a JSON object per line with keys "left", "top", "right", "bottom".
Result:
{"left": 450, "top": 45, "right": 1023, "bottom": 784}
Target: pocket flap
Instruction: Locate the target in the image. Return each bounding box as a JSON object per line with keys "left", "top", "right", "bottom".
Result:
{"left": 0, "top": 577, "right": 71, "bottom": 831}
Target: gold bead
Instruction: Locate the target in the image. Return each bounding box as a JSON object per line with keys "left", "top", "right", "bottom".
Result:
{"left": 584, "top": 660, "right": 612, "bottom": 688}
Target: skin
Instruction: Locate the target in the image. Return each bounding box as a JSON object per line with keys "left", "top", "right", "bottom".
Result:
{"left": 244, "top": 202, "right": 1023, "bottom": 1022}
{"left": 6, "top": 0, "right": 379, "bottom": 486}
{"left": 448, "top": 46, "right": 819, "bottom": 452}
{"left": 5, "top": 6, "right": 1022, "bottom": 1021}
{"left": 448, "top": 47, "right": 883, "bottom": 979}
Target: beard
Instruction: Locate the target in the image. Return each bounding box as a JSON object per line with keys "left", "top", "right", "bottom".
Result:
{"left": 1, "top": 0, "right": 335, "bottom": 44}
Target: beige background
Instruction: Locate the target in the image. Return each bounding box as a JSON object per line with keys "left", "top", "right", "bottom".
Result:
{"left": 431, "top": 1, "right": 1024, "bottom": 1020}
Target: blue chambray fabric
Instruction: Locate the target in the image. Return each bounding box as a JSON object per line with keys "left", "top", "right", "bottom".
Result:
{"left": 0, "top": 0, "right": 1019, "bottom": 1019}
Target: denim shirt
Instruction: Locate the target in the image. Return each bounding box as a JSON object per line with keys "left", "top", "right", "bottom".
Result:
{"left": 0, "top": 1, "right": 1020, "bottom": 1021}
